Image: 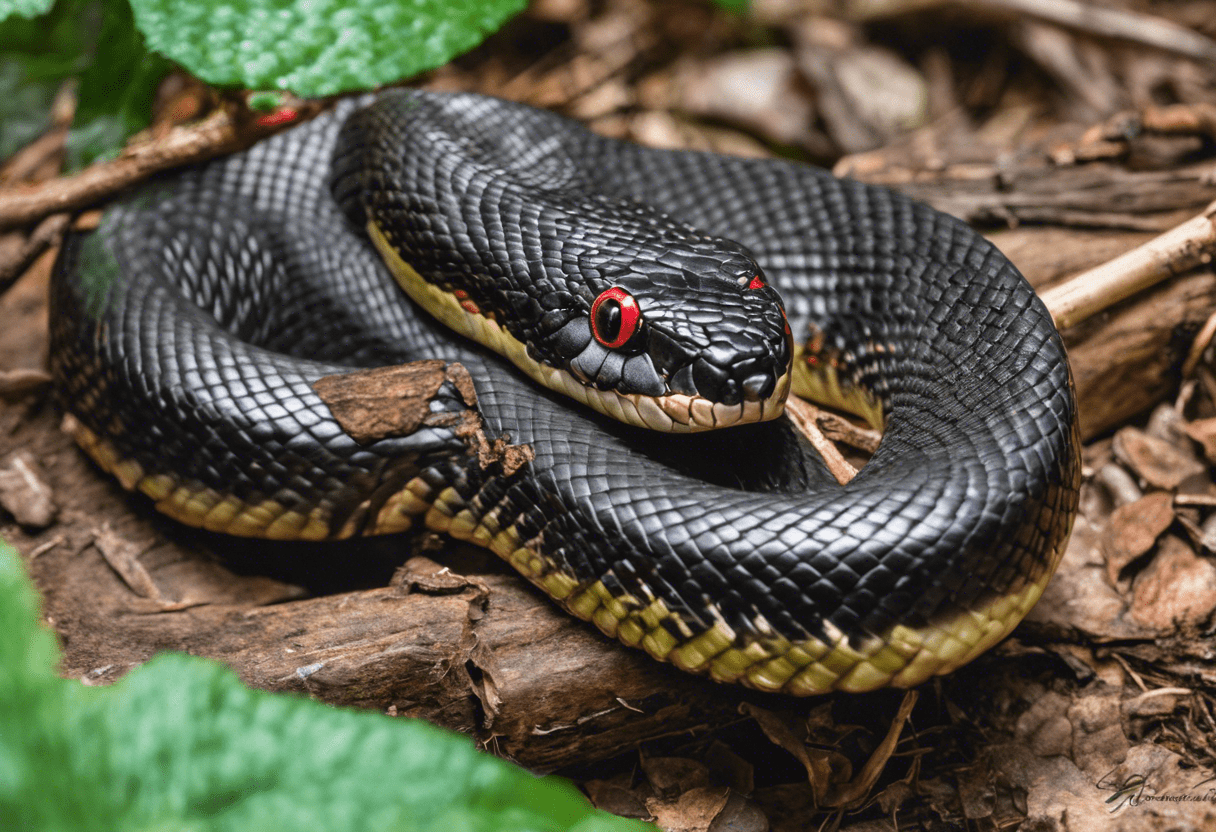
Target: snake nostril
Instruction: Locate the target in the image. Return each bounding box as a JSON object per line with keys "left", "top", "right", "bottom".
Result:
{"left": 741, "top": 372, "right": 774, "bottom": 401}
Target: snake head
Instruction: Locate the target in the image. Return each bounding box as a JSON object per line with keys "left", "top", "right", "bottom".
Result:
{"left": 534, "top": 240, "right": 793, "bottom": 432}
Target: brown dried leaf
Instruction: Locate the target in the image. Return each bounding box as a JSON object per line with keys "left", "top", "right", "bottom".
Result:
{"left": 1029, "top": 515, "right": 1148, "bottom": 640}
{"left": 701, "top": 740, "right": 754, "bottom": 795}
{"left": 1182, "top": 415, "right": 1216, "bottom": 464}
{"left": 1015, "top": 690, "right": 1074, "bottom": 758}
{"left": 826, "top": 690, "right": 917, "bottom": 809}
{"left": 1112, "top": 426, "right": 1205, "bottom": 490}
{"left": 1101, "top": 491, "right": 1175, "bottom": 583}
{"left": 644, "top": 786, "right": 731, "bottom": 832}
{"left": 584, "top": 779, "right": 652, "bottom": 820}
{"left": 1067, "top": 692, "right": 1130, "bottom": 779}
{"left": 1130, "top": 534, "right": 1216, "bottom": 630}
{"left": 640, "top": 757, "right": 712, "bottom": 799}
{"left": 706, "top": 793, "right": 768, "bottom": 832}
{"left": 741, "top": 702, "right": 841, "bottom": 803}
{"left": 955, "top": 759, "right": 996, "bottom": 821}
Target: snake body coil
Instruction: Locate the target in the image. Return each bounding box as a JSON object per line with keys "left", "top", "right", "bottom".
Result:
{"left": 51, "top": 91, "right": 1080, "bottom": 695}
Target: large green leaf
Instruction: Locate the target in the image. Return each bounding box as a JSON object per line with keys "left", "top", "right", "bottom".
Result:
{"left": 64, "top": 0, "right": 172, "bottom": 167}
{"left": 128, "top": 0, "right": 527, "bottom": 97}
{"left": 0, "top": 0, "right": 54, "bottom": 20}
{"left": 0, "top": 539, "right": 652, "bottom": 831}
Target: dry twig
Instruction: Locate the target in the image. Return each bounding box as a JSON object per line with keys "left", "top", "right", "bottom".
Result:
{"left": 0, "top": 106, "right": 309, "bottom": 231}
{"left": 848, "top": 0, "right": 1216, "bottom": 63}
{"left": 0, "top": 213, "right": 69, "bottom": 293}
{"left": 1041, "top": 199, "right": 1216, "bottom": 329}
{"left": 784, "top": 397, "right": 859, "bottom": 485}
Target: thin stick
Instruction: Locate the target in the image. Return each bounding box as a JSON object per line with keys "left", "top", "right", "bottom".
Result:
{"left": 785, "top": 397, "right": 859, "bottom": 485}
{"left": 1182, "top": 307, "right": 1216, "bottom": 379}
{"left": 1040, "top": 200, "right": 1216, "bottom": 329}
{"left": 0, "top": 213, "right": 69, "bottom": 293}
{"left": 0, "top": 106, "right": 307, "bottom": 231}
{"left": 980, "top": 0, "right": 1216, "bottom": 63}
{"left": 848, "top": 0, "right": 1216, "bottom": 63}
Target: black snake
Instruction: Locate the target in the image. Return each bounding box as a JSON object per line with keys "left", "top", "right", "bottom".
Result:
{"left": 50, "top": 90, "right": 1081, "bottom": 695}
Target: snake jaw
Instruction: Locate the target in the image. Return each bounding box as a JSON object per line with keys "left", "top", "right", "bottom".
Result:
{"left": 370, "top": 219, "right": 789, "bottom": 432}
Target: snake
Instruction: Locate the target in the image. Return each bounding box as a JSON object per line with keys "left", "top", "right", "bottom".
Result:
{"left": 50, "top": 90, "right": 1081, "bottom": 696}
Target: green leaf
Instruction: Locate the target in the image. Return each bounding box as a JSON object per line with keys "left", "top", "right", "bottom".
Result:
{"left": 65, "top": 0, "right": 172, "bottom": 167}
{"left": 0, "top": 538, "right": 653, "bottom": 831}
{"left": 0, "top": 0, "right": 171, "bottom": 169}
{"left": 0, "top": 0, "right": 54, "bottom": 20}
{"left": 0, "top": 0, "right": 89, "bottom": 161}
{"left": 128, "top": 0, "right": 528, "bottom": 98}
{"left": 0, "top": 60, "right": 59, "bottom": 160}
{"left": 709, "top": 0, "right": 748, "bottom": 11}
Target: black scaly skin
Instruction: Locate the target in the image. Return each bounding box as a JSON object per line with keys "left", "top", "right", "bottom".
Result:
{"left": 331, "top": 91, "right": 792, "bottom": 410}
{"left": 50, "top": 91, "right": 1081, "bottom": 692}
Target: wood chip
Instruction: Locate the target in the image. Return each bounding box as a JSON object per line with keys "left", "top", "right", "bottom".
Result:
{"left": 93, "top": 524, "right": 170, "bottom": 604}
{"left": 0, "top": 368, "right": 52, "bottom": 398}
{"left": 0, "top": 450, "right": 57, "bottom": 527}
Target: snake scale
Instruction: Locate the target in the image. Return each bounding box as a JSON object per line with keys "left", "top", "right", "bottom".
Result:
{"left": 50, "top": 90, "right": 1080, "bottom": 695}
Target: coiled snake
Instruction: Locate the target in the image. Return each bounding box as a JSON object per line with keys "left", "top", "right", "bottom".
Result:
{"left": 51, "top": 90, "right": 1080, "bottom": 695}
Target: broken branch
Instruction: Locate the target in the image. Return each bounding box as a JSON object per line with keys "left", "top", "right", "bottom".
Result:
{"left": 1041, "top": 200, "right": 1216, "bottom": 329}
{"left": 0, "top": 106, "right": 309, "bottom": 231}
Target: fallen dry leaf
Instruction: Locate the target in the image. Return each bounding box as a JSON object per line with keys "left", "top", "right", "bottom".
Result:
{"left": 644, "top": 786, "right": 731, "bottom": 832}
{"left": 1112, "top": 427, "right": 1205, "bottom": 490}
{"left": 1101, "top": 491, "right": 1175, "bottom": 583}
{"left": 1130, "top": 534, "right": 1216, "bottom": 630}
{"left": 1182, "top": 415, "right": 1216, "bottom": 463}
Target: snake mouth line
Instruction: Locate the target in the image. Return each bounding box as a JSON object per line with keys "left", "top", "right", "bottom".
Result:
{"left": 368, "top": 222, "right": 789, "bottom": 432}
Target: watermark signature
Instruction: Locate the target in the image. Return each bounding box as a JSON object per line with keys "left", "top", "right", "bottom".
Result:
{"left": 1096, "top": 768, "right": 1216, "bottom": 812}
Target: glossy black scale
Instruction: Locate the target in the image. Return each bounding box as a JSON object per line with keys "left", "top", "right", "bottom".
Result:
{"left": 50, "top": 90, "right": 1081, "bottom": 690}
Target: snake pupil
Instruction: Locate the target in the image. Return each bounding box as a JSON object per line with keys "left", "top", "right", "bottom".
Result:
{"left": 590, "top": 286, "right": 641, "bottom": 349}
{"left": 597, "top": 302, "right": 622, "bottom": 342}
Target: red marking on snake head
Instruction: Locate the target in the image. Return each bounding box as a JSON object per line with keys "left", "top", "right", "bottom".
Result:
{"left": 255, "top": 108, "right": 300, "bottom": 128}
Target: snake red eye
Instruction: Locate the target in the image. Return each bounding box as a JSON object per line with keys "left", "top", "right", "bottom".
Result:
{"left": 590, "top": 286, "right": 641, "bottom": 349}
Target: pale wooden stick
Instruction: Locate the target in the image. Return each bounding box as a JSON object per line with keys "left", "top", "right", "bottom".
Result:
{"left": 784, "top": 397, "right": 859, "bottom": 485}
{"left": 848, "top": 0, "right": 1216, "bottom": 63}
{"left": 1040, "top": 200, "right": 1216, "bottom": 329}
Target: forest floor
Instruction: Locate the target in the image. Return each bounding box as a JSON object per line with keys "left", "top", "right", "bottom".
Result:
{"left": 3, "top": 1, "right": 1216, "bottom": 830}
